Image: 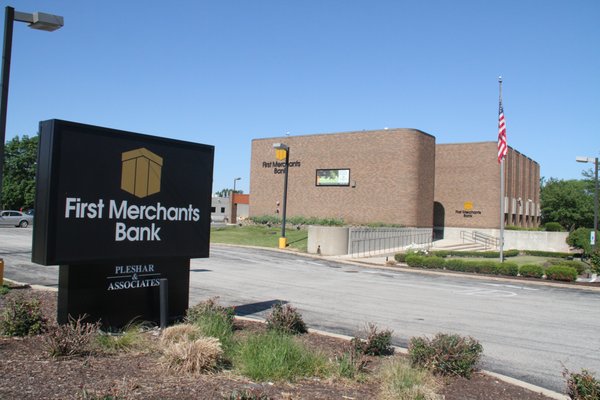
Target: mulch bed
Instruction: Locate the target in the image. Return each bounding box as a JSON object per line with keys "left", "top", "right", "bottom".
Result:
{"left": 0, "top": 287, "right": 559, "bottom": 400}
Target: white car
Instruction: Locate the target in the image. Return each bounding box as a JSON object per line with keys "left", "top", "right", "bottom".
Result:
{"left": 0, "top": 210, "right": 33, "bottom": 228}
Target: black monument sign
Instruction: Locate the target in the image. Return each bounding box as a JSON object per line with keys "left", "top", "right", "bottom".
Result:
{"left": 33, "top": 120, "right": 214, "bottom": 329}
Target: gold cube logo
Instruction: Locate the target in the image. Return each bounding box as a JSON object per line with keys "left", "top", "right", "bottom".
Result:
{"left": 463, "top": 201, "right": 473, "bottom": 211}
{"left": 121, "top": 148, "right": 163, "bottom": 198}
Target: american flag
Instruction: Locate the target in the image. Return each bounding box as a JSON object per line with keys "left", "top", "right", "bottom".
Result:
{"left": 497, "top": 101, "right": 507, "bottom": 163}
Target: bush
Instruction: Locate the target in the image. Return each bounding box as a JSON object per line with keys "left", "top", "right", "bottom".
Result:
{"left": 568, "top": 228, "right": 594, "bottom": 255}
{"left": 494, "top": 262, "right": 519, "bottom": 277}
{"left": 394, "top": 253, "right": 406, "bottom": 263}
{"left": 544, "top": 222, "right": 564, "bottom": 231}
{"left": 266, "top": 303, "right": 307, "bottom": 335}
{"left": 0, "top": 285, "right": 9, "bottom": 296}
{"left": 445, "top": 259, "right": 466, "bottom": 272}
{"left": 405, "top": 254, "right": 425, "bottom": 267}
{"left": 408, "top": 333, "right": 483, "bottom": 378}
{"left": 519, "top": 264, "right": 544, "bottom": 278}
{"left": 0, "top": 298, "right": 47, "bottom": 336}
{"left": 547, "top": 259, "right": 587, "bottom": 274}
{"left": 545, "top": 265, "right": 578, "bottom": 282}
{"left": 523, "top": 250, "right": 577, "bottom": 258}
{"left": 43, "top": 316, "right": 100, "bottom": 357}
{"left": 429, "top": 250, "right": 450, "bottom": 258}
{"left": 186, "top": 297, "right": 235, "bottom": 325}
{"left": 590, "top": 252, "right": 600, "bottom": 274}
{"left": 563, "top": 368, "right": 600, "bottom": 400}
{"left": 351, "top": 323, "right": 394, "bottom": 356}
{"left": 162, "top": 337, "right": 223, "bottom": 374}
{"left": 420, "top": 256, "right": 446, "bottom": 269}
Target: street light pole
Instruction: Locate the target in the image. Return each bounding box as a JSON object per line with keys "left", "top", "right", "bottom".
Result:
{"left": 0, "top": 6, "right": 63, "bottom": 208}
{"left": 231, "top": 177, "right": 241, "bottom": 223}
{"left": 273, "top": 143, "right": 289, "bottom": 249}
{"left": 576, "top": 156, "right": 599, "bottom": 251}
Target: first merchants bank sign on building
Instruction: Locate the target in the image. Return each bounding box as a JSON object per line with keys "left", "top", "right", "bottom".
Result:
{"left": 32, "top": 120, "right": 214, "bottom": 329}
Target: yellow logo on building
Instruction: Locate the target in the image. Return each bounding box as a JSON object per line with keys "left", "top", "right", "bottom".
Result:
{"left": 275, "top": 148, "right": 287, "bottom": 161}
{"left": 121, "top": 148, "right": 163, "bottom": 198}
{"left": 463, "top": 201, "right": 473, "bottom": 211}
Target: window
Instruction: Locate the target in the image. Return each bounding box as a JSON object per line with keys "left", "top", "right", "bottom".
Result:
{"left": 221, "top": 207, "right": 226, "bottom": 213}
{"left": 315, "top": 169, "right": 350, "bottom": 186}
{"left": 211, "top": 207, "right": 216, "bottom": 212}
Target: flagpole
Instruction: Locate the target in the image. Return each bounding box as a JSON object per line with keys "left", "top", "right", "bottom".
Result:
{"left": 499, "top": 76, "right": 505, "bottom": 263}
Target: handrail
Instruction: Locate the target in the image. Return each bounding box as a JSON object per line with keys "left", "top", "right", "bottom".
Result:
{"left": 460, "top": 230, "right": 500, "bottom": 250}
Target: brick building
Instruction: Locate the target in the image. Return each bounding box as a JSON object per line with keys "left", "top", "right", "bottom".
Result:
{"left": 249, "top": 129, "right": 540, "bottom": 230}
{"left": 434, "top": 142, "right": 540, "bottom": 231}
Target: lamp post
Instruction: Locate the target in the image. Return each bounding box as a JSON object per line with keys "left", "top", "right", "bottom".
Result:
{"left": 576, "top": 156, "right": 599, "bottom": 250}
{"left": 231, "top": 177, "right": 241, "bottom": 223}
{"left": 0, "top": 6, "right": 63, "bottom": 207}
{"left": 273, "top": 143, "right": 289, "bottom": 249}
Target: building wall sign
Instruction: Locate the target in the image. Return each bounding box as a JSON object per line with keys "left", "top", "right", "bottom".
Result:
{"left": 32, "top": 120, "right": 214, "bottom": 328}
{"left": 455, "top": 201, "right": 482, "bottom": 218}
{"left": 261, "top": 160, "right": 301, "bottom": 174}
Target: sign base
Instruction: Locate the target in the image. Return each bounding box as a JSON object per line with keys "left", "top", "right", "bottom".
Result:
{"left": 58, "top": 258, "right": 189, "bottom": 330}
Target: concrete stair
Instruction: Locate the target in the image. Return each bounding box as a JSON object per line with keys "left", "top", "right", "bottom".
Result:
{"left": 431, "top": 240, "right": 492, "bottom": 252}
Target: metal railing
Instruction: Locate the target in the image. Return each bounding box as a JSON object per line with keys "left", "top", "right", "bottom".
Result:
{"left": 349, "top": 227, "right": 433, "bottom": 258}
{"left": 460, "top": 230, "right": 500, "bottom": 250}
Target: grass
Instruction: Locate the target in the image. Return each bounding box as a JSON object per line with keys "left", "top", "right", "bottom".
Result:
{"left": 233, "top": 330, "right": 328, "bottom": 381}
{"left": 378, "top": 357, "right": 441, "bottom": 400}
{"left": 95, "top": 322, "right": 152, "bottom": 353}
{"left": 188, "top": 310, "right": 235, "bottom": 354}
{"left": 0, "top": 284, "right": 9, "bottom": 296}
{"left": 210, "top": 225, "right": 308, "bottom": 252}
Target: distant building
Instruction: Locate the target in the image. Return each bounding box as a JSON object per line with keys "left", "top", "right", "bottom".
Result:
{"left": 249, "top": 128, "right": 540, "bottom": 231}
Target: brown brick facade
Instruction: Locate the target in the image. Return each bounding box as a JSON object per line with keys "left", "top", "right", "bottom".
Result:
{"left": 250, "top": 129, "right": 436, "bottom": 227}
{"left": 249, "top": 131, "right": 539, "bottom": 229}
{"left": 434, "top": 142, "right": 540, "bottom": 229}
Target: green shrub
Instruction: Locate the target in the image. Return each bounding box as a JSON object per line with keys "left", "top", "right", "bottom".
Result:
{"left": 476, "top": 261, "right": 497, "bottom": 274}
{"left": 408, "top": 333, "right": 483, "bottom": 378}
{"left": 590, "top": 252, "right": 600, "bottom": 274}
{"left": 545, "top": 265, "right": 578, "bottom": 282}
{"left": 234, "top": 331, "right": 327, "bottom": 381}
{"left": 394, "top": 253, "right": 406, "bottom": 263}
{"left": 405, "top": 254, "right": 425, "bottom": 267}
{"left": 266, "top": 303, "right": 307, "bottom": 335}
{"left": 494, "top": 262, "right": 519, "bottom": 277}
{"left": 519, "top": 264, "right": 544, "bottom": 278}
{"left": 563, "top": 368, "right": 600, "bottom": 400}
{"left": 351, "top": 323, "right": 394, "bottom": 356}
{"left": 445, "top": 259, "right": 466, "bottom": 272}
{"left": 0, "top": 285, "right": 9, "bottom": 296}
{"left": 44, "top": 316, "right": 100, "bottom": 357}
{"left": 523, "top": 250, "right": 577, "bottom": 258}
{"left": 568, "top": 228, "right": 594, "bottom": 256}
{"left": 248, "top": 215, "right": 282, "bottom": 225}
{"left": 544, "top": 222, "right": 564, "bottom": 232}
{"left": 420, "top": 256, "right": 446, "bottom": 269}
{"left": 547, "top": 259, "right": 587, "bottom": 274}
{"left": 0, "top": 298, "right": 47, "bottom": 336}
{"left": 429, "top": 250, "right": 450, "bottom": 258}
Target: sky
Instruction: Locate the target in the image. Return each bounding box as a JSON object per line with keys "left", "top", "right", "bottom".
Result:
{"left": 3, "top": 0, "right": 599, "bottom": 194}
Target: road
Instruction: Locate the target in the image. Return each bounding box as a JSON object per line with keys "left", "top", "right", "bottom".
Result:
{"left": 2, "top": 227, "right": 599, "bottom": 392}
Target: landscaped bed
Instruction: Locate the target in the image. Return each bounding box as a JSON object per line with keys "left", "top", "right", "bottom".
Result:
{"left": 0, "top": 286, "right": 564, "bottom": 400}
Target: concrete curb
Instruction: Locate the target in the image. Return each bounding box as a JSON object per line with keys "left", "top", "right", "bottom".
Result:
{"left": 235, "top": 315, "right": 568, "bottom": 400}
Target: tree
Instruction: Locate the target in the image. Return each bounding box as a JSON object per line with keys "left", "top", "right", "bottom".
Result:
{"left": 540, "top": 178, "right": 593, "bottom": 231}
{"left": 214, "top": 188, "right": 243, "bottom": 198}
{"left": 1, "top": 135, "right": 38, "bottom": 210}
